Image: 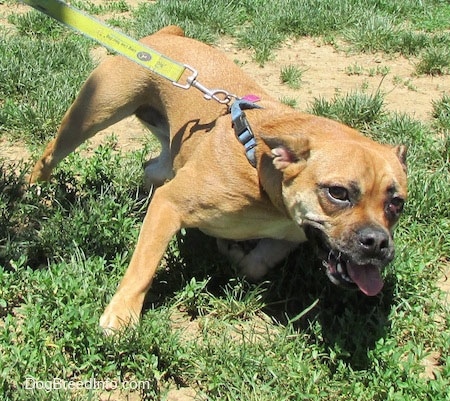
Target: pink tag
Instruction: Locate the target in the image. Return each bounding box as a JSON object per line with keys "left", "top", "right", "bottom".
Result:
{"left": 242, "top": 94, "right": 261, "bottom": 102}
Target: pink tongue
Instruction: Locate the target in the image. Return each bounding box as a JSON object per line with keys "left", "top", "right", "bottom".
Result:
{"left": 346, "top": 264, "right": 384, "bottom": 296}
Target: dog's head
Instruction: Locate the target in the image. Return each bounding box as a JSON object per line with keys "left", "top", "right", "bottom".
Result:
{"left": 259, "top": 114, "right": 407, "bottom": 296}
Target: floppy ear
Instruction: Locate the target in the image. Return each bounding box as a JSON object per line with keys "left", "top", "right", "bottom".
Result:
{"left": 393, "top": 144, "right": 407, "bottom": 173}
{"left": 258, "top": 134, "right": 310, "bottom": 211}
{"left": 260, "top": 134, "right": 310, "bottom": 171}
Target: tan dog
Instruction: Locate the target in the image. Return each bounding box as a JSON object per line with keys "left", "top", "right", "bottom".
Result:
{"left": 29, "top": 26, "right": 407, "bottom": 332}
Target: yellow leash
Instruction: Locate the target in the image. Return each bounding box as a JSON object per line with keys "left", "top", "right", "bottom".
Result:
{"left": 21, "top": 0, "right": 263, "bottom": 164}
{"left": 21, "top": 0, "right": 186, "bottom": 82}
{"left": 21, "top": 0, "right": 240, "bottom": 103}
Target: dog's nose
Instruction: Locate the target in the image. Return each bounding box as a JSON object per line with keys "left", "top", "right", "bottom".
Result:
{"left": 357, "top": 227, "right": 391, "bottom": 258}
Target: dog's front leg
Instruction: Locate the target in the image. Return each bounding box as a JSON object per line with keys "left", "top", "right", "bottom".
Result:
{"left": 99, "top": 188, "right": 181, "bottom": 334}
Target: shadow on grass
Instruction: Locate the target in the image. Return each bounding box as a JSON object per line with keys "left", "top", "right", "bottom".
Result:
{"left": 0, "top": 163, "right": 393, "bottom": 371}
{"left": 143, "top": 228, "right": 395, "bottom": 371}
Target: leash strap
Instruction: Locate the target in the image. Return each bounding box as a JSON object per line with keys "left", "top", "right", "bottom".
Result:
{"left": 22, "top": 0, "right": 264, "bottom": 165}
{"left": 21, "top": 0, "right": 240, "bottom": 104}
{"left": 21, "top": 0, "right": 186, "bottom": 83}
{"left": 231, "top": 100, "right": 262, "bottom": 168}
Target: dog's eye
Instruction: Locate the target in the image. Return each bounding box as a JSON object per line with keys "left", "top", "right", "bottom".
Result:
{"left": 387, "top": 197, "right": 405, "bottom": 216}
{"left": 327, "top": 186, "right": 350, "bottom": 203}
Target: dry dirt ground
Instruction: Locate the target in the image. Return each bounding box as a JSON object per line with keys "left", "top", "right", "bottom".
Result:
{"left": 1, "top": 2, "right": 449, "bottom": 400}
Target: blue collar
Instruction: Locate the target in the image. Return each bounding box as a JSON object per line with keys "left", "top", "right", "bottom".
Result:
{"left": 230, "top": 99, "right": 262, "bottom": 168}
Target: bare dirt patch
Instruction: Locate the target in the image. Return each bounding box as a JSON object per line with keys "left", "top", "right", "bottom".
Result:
{"left": 83, "top": 35, "right": 450, "bottom": 155}
{"left": 217, "top": 36, "right": 449, "bottom": 121}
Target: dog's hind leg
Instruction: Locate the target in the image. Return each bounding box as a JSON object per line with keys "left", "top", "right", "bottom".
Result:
{"left": 29, "top": 58, "right": 148, "bottom": 183}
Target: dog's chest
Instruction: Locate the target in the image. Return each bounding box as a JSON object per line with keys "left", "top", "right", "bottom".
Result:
{"left": 199, "top": 215, "right": 307, "bottom": 242}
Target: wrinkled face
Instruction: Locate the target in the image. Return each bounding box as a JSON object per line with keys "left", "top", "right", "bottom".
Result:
{"left": 266, "top": 129, "right": 407, "bottom": 296}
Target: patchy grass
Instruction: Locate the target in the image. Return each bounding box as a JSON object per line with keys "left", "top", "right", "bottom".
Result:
{"left": 0, "top": 1, "right": 449, "bottom": 400}
{"left": 280, "top": 65, "right": 305, "bottom": 90}
{"left": 416, "top": 46, "right": 450, "bottom": 76}
{"left": 308, "top": 91, "right": 385, "bottom": 129}
{"left": 432, "top": 94, "right": 450, "bottom": 131}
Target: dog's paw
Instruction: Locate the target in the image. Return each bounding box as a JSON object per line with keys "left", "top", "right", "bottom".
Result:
{"left": 99, "top": 297, "right": 140, "bottom": 335}
{"left": 217, "top": 239, "right": 247, "bottom": 263}
{"left": 217, "top": 238, "right": 269, "bottom": 281}
{"left": 218, "top": 238, "right": 298, "bottom": 281}
{"left": 239, "top": 256, "right": 270, "bottom": 282}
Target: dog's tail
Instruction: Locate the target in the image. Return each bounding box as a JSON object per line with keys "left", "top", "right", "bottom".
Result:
{"left": 155, "top": 25, "right": 185, "bottom": 37}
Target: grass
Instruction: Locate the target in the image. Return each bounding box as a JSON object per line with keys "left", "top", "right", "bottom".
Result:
{"left": 280, "top": 65, "right": 305, "bottom": 90}
{"left": 308, "top": 91, "right": 385, "bottom": 129}
{"left": 0, "top": 32, "right": 94, "bottom": 142}
{"left": 416, "top": 46, "right": 450, "bottom": 76}
{"left": 106, "top": 0, "right": 450, "bottom": 68}
{"left": 432, "top": 94, "right": 450, "bottom": 131}
{"left": 1, "top": 1, "right": 449, "bottom": 400}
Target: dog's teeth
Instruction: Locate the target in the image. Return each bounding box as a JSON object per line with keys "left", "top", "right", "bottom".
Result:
{"left": 337, "top": 262, "right": 353, "bottom": 283}
{"left": 343, "top": 275, "right": 353, "bottom": 283}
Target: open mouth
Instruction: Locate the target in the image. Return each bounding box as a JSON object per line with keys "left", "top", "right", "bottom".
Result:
{"left": 322, "top": 250, "right": 384, "bottom": 297}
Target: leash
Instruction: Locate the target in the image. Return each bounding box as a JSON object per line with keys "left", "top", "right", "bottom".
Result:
{"left": 20, "top": 0, "right": 238, "bottom": 104}
{"left": 21, "top": 0, "right": 261, "bottom": 166}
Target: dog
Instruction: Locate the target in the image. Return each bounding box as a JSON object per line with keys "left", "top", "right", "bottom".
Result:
{"left": 29, "top": 26, "right": 407, "bottom": 333}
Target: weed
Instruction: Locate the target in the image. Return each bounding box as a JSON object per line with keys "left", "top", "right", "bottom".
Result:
{"left": 392, "top": 75, "right": 403, "bottom": 86}
{"left": 309, "top": 90, "right": 385, "bottom": 129}
{"left": 346, "top": 63, "right": 365, "bottom": 76}
{"left": 371, "top": 65, "right": 391, "bottom": 77}
{"left": 346, "top": 64, "right": 390, "bottom": 78}
{"left": 172, "top": 277, "right": 211, "bottom": 317}
{"left": 280, "top": 65, "right": 304, "bottom": 89}
{"left": 432, "top": 94, "right": 450, "bottom": 131}
{"left": 280, "top": 97, "right": 298, "bottom": 108}
{"left": 416, "top": 46, "right": 450, "bottom": 76}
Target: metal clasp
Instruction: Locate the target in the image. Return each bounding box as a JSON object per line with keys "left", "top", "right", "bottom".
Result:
{"left": 173, "top": 64, "right": 238, "bottom": 104}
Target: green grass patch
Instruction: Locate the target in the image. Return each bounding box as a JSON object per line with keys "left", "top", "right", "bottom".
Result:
{"left": 0, "top": 18, "right": 94, "bottom": 143}
{"left": 416, "top": 46, "right": 450, "bottom": 76}
{"left": 432, "top": 94, "right": 450, "bottom": 131}
{"left": 308, "top": 90, "right": 385, "bottom": 129}
{"left": 280, "top": 65, "right": 305, "bottom": 90}
{"left": 71, "top": 0, "right": 131, "bottom": 15}
{"left": 280, "top": 97, "right": 298, "bottom": 108}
